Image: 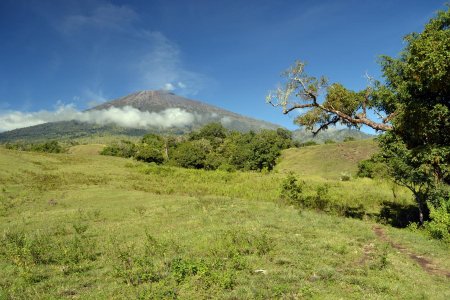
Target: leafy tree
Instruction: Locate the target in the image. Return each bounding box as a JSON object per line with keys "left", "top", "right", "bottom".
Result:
{"left": 135, "top": 145, "right": 164, "bottom": 164}
{"left": 267, "top": 7, "right": 450, "bottom": 225}
{"left": 171, "top": 139, "right": 212, "bottom": 169}
{"left": 137, "top": 133, "right": 166, "bottom": 163}
{"left": 189, "top": 122, "right": 228, "bottom": 148}
{"left": 100, "top": 140, "right": 137, "bottom": 158}
{"left": 141, "top": 133, "right": 165, "bottom": 149}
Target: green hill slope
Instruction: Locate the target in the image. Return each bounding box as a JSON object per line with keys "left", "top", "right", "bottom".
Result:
{"left": 276, "top": 139, "right": 378, "bottom": 179}
{"left": 0, "top": 145, "right": 448, "bottom": 299}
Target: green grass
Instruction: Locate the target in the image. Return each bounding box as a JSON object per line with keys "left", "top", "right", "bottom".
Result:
{"left": 276, "top": 139, "right": 378, "bottom": 179}
{"left": 0, "top": 144, "right": 448, "bottom": 299}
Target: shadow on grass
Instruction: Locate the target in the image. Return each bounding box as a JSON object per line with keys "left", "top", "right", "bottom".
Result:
{"left": 377, "top": 201, "right": 427, "bottom": 228}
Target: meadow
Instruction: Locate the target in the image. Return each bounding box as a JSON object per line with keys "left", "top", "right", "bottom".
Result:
{"left": 0, "top": 142, "right": 449, "bottom": 299}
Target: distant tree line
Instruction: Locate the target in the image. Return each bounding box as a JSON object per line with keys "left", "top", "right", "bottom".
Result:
{"left": 4, "top": 140, "right": 65, "bottom": 153}
{"left": 101, "top": 123, "right": 293, "bottom": 172}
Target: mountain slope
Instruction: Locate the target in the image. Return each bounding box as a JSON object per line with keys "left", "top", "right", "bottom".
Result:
{"left": 0, "top": 90, "right": 280, "bottom": 142}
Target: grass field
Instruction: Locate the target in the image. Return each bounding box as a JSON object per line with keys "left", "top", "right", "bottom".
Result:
{"left": 276, "top": 139, "right": 378, "bottom": 179}
{"left": 0, "top": 142, "right": 449, "bottom": 299}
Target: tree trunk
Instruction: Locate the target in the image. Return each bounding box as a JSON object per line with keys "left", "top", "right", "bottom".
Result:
{"left": 416, "top": 195, "right": 425, "bottom": 225}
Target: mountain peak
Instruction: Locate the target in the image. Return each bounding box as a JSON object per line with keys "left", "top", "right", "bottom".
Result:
{"left": 0, "top": 91, "right": 282, "bottom": 142}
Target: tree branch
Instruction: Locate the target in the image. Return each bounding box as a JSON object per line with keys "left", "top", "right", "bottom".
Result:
{"left": 282, "top": 103, "right": 315, "bottom": 114}
{"left": 312, "top": 116, "right": 339, "bottom": 135}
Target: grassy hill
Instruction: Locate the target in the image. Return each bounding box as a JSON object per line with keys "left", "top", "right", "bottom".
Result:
{"left": 0, "top": 143, "right": 448, "bottom": 299}
{"left": 276, "top": 139, "right": 378, "bottom": 179}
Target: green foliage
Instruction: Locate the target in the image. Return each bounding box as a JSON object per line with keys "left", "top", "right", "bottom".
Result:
{"left": 425, "top": 198, "right": 450, "bottom": 241}
{"left": 98, "top": 123, "right": 293, "bottom": 172}
{"left": 280, "top": 172, "right": 304, "bottom": 205}
{"left": 172, "top": 139, "right": 211, "bottom": 169}
{"left": 270, "top": 7, "right": 450, "bottom": 230}
{"left": 141, "top": 133, "right": 165, "bottom": 148}
{"left": 313, "top": 183, "right": 331, "bottom": 211}
{"left": 189, "top": 122, "right": 228, "bottom": 148}
{"left": 340, "top": 172, "right": 352, "bottom": 181}
{"left": 357, "top": 156, "right": 388, "bottom": 179}
{"left": 4, "top": 140, "right": 64, "bottom": 153}
{"left": 343, "top": 136, "right": 356, "bottom": 142}
{"left": 135, "top": 145, "right": 164, "bottom": 164}
{"left": 175, "top": 125, "right": 292, "bottom": 171}
{"left": 324, "top": 139, "right": 336, "bottom": 144}
{"left": 100, "top": 140, "right": 137, "bottom": 158}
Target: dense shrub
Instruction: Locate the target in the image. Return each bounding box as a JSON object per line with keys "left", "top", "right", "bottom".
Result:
{"left": 100, "top": 140, "right": 137, "bottom": 158}
{"left": 280, "top": 173, "right": 304, "bottom": 205}
{"left": 425, "top": 198, "right": 450, "bottom": 241}
{"left": 356, "top": 156, "right": 388, "bottom": 179}
{"left": 100, "top": 123, "right": 293, "bottom": 172}
{"left": 171, "top": 140, "right": 211, "bottom": 169}
{"left": 135, "top": 145, "right": 164, "bottom": 164}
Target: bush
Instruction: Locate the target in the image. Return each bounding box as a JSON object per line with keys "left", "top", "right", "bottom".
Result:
{"left": 340, "top": 172, "right": 352, "bottom": 181}
{"left": 343, "top": 136, "right": 356, "bottom": 142}
{"left": 313, "top": 184, "right": 331, "bottom": 211}
{"left": 324, "top": 139, "right": 336, "bottom": 144}
{"left": 135, "top": 145, "right": 164, "bottom": 164}
{"left": 280, "top": 172, "right": 304, "bottom": 205}
{"left": 357, "top": 156, "right": 388, "bottom": 179}
{"left": 4, "top": 141, "right": 64, "bottom": 153}
{"left": 425, "top": 198, "right": 450, "bottom": 241}
{"left": 171, "top": 140, "right": 211, "bottom": 169}
{"left": 100, "top": 140, "right": 137, "bottom": 158}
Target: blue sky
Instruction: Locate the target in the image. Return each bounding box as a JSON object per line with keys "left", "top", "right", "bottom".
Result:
{"left": 0, "top": 0, "right": 447, "bottom": 131}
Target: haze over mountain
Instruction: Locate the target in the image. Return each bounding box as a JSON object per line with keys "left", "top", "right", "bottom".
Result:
{"left": 0, "top": 90, "right": 281, "bottom": 142}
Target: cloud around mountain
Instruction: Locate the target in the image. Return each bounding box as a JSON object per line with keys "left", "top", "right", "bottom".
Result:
{"left": 0, "top": 105, "right": 196, "bottom": 132}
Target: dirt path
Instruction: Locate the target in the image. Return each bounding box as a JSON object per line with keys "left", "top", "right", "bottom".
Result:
{"left": 373, "top": 226, "right": 450, "bottom": 278}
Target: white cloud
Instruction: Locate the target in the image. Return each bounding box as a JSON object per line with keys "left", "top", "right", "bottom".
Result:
{"left": 136, "top": 31, "right": 208, "bottom": 95}
{"left": 61, "top": 3, "right": 138, "bottom": 34}
{"left": 220, "top": 116, "right": 232, "bottom": 125}
{"left": 163, "top": 83, "right": 175, "bottom": 91}
{"left": 0, "top": 105, "right": 196, "bottom": 132}
{"left": 84, "top": 89, "right": 107, "bottom": 107}
{"left": 58, "top": 3, "right": 211, "bottom": 96}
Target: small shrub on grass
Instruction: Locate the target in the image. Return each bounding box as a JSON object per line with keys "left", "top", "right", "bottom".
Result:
{"left": 425, "top": 199, "right": 450, "bottom": 242}
{"left": 60, "top": 234, "right": 98, "bottom": 275}
{"left": 115, "top": 246, "right": 162, "bottom": 285}
{"left": 280, "top": 172, "right": 305, "bottom": 206}
{"left": 220, "top": 230, "right": 274, "bottom": 258}
{"left": 340, "top": 172, "right": 352, "bottom": 181}
{"left": 112, "top": 234, "right": 174, "bottom": 286}
{"left": 313, "top": 183, "right": 331, "bottom": 211}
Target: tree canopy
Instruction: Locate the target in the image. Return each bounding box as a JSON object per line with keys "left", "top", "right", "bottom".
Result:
{"left": 268, "top": 6, "right": 450, "bottom": 225}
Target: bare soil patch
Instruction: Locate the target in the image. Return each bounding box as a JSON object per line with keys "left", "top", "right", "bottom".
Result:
{"left": 373, "top": 226, "right": 450, "bottom": 278}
